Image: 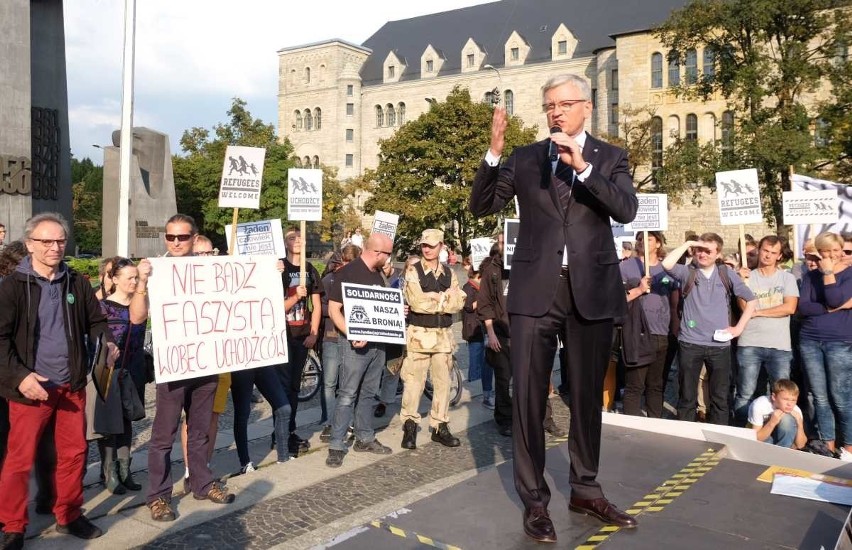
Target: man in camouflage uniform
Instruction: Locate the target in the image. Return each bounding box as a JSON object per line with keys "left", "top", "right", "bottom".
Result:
{"left": 400, "top": 229, "right": 466, "bottom": 449}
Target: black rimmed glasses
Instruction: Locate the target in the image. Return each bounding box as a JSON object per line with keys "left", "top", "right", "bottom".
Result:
{"left": 195, "top": 249, "right": 219, "bottom": 256}
{"left": 29, "top": 238, "right": 67, "bottom": 248}
{"left": 165, "top": 233, "right": 193, "bottom": 242}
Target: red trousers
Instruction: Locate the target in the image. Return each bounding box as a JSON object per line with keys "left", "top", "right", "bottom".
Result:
{"left": 0, "top": 385, "right": 86, "bottom": 533}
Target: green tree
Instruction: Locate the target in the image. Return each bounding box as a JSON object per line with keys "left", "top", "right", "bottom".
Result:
{"left": 365, "top": 86, "right": 537, "bottom": 256}
{"left": 173, "top": 98, "right": 303, "bottom": 250}
{"left": 656, "top": 0, "right": 851, "bottom": 228}
{"left": 70, "top": 156, "right": 103, "bottom": 253}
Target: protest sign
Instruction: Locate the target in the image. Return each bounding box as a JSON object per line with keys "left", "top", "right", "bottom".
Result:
{"left": 218, "top": 146, "right": 265, "bottom": 209}
{"left": 225, "top": 219, "right": 285, "bottom": 256}
{"left": 371, "top": 210, "right": 399, "bottom": 242}
{"left": 716, "top": 168, "right": 763, "bottom": 225}
{"left": 341, "top": 283, "right": 406, "bottom": 345}
{"left": 791, "top": 175, "right": 851, "bottom": 245}
{"left": 287, "top": 168, "right": 323, "bottom": 221}
{"left": 148, "top": 256, "right": 288, "bottom": 383}
{"left": 782, "top": 190, "right": 838, "bottom": 226}
{"left": 503, "top": 219, "right": 520, "bottom": 270}
{"left": 611, "top": 218, "right": 635, "bottom": 253}
{"left": 470, "top": 237, "right": 495, "bottom": 270}
{"left": 632, "top": 194, "right": 669, "bottom": 231}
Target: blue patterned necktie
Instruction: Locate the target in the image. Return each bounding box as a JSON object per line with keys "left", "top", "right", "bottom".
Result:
{"left": 553, "top": 160, "right": 574, "bottom": 212}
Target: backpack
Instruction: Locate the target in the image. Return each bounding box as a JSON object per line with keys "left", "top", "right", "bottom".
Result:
{"left": 678, "top": 262, "right": 741, "bottom": 325}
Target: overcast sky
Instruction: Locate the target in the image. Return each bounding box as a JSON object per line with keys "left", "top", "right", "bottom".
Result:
{"left": 64, "top": 0, "right": 492, "bottom": 163}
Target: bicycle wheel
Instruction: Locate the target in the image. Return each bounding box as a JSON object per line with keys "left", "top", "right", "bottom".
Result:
{"left": 423, "top": 359, "right": 463, "bottom": 407}
{"left": 298, "top": 349, "right": 323, "bottom": 402}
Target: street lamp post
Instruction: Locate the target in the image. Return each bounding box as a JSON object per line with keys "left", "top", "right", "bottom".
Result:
{"left": 117, "top": 0, "right": 136, "bottom": 257}
{"left": 483, "top": 64, "right": 502, "bottom": 106}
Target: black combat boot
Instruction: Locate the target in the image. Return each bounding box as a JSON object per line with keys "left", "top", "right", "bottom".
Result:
{"left": 430, "top": 422, "right": 460, "bottom": 447}
{"left": 401, "top": 419, "right": 417, "bottom": 450}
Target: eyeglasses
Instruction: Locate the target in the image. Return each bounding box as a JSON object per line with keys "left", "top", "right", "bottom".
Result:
{"left": 195, "top": 249, "right": 219, "bottom": 256}
{"left": 29, "top": 238, "right": 67, "bottom": 248}
{"left": 165, "top": 233, "right": 193, "bottom": 242}
{"left": 541, "top": 99, "right": 587, "bottom": 113}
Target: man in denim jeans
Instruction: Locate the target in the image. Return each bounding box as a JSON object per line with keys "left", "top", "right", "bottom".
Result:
{"left": 662, "top": 233, "right": 757, "bottom": 425}
{"left": 733, "top": 236, "right": 799, "bottom": 424}
{"left": 325, "top": 233, "right": 395, "bottom": 467}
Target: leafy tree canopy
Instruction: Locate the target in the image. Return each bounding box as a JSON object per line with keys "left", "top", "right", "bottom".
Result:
{"left": 70, "top": 156, "right": 103, "bottom": 253}
{"left": 655, "top": 0, "right": 852, "bottom": 227}
{"left": 365, "top": 86, "right": 537, "bottom": 256}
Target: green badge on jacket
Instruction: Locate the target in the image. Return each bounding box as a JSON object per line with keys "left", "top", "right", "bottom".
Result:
{"left": 66, "top": 293, "right": 75, "bottom": 304}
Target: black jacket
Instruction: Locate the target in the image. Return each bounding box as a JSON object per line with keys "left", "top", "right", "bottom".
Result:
{"left": 477, "top": 255, "right": 510, "bottom": 338}
{"left": 0, "top": 265, "right": 110, "bottom": 403}
{"left": 621, "top": 280, "right": 656, "bottom": 368}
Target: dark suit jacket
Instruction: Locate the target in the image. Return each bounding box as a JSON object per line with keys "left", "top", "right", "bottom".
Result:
{"left": 469, "top": 134, "right": 638, "bottom": 321}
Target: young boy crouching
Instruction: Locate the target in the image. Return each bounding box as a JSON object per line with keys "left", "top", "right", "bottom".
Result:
{"left": 747, "top": 379, "right": 807, "bottom": 450}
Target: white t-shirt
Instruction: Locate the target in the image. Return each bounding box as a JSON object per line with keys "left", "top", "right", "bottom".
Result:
{"left": 747, "top": 395, "right": 802, "bottom": 427}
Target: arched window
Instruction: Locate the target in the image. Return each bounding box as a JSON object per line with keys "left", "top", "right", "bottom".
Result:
{"left": 651, "top": 117, "right": 663, "bottom": 173}
{"left": 290, "top": 69, "right": 296, "bottom": 85}
{"left": 685, "top": 49, "right": 698, "bottom": 85}
{"left": 312, "top": 156, "right": 320, "bottom": 169}
{"left": 651, "top": 53, "right": 663, "bottom": 88}
{"left": 667, "top": 51, "right": 680, "bottom": 87}
{"left": 303, "top": 156, "right": 310, "bottom": 167}
{"left": 504, "top": 90, "right": 514, "bottom": 116}
{"left": 304, "top": 109, "right": 313, "bottom": 131}
{"left": 294, "top": 110, "right": 302, "bottom": 130}
{"left": 375, "top": 105, "right": 384, "bottom": 127}
{"left": 319, "top": 64, "right": 326, "bottom": 83}
{"left": 397, "top": 102, "right": 406, "bottom": 125}
{"left": 668, "top": 115, "right": 680, "bottom": 139}
{"left": 685, "top": 114, "right": 698, "bottom": 140}
{"left": 484, "top": 91, "right": 495, "bottom": 104}
{"left": 386, "top": 104, "right": 396, "bottom": 127}
{"left": 294, "top": 157, "right": 303, "bottom": 168}
{"left": 305, "top": 67, "right": 311, "bottom": 83}
{"left": 702, "top": 47, "right": 715, "bottom": 79}
{"left": 314, "top": 107, "right": 322, "bottom": 130}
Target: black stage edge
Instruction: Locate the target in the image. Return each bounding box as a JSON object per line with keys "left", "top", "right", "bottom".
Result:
{"left": 329, "top": 424, "right": 849, "bottom": 549}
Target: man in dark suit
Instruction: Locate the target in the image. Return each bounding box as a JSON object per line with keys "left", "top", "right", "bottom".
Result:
{"left": 470, "top": 74, "right": 638, "bottom": 543}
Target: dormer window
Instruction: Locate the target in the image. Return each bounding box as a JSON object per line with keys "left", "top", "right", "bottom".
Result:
{"left": 467, "top": 54, "right": 475, "bottom": 68}
{"left": 558, "top": 41, "right": 567, "bottom": 55}
{"left": 388, "top": 65, "right": 395, "bottom": 78}
{"left": 511, "top": 48, "right": 519, "bottom": 61}
{"left": 426, "top": 59, "right": 434, "bottom": 72}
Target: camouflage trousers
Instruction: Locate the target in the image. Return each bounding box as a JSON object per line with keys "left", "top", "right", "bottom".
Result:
{"left": 400, "top": 351, "right": 453, "bottom": 428}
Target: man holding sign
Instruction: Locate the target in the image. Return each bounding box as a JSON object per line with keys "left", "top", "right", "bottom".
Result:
{"left": 325, "top": 233, "right": 395, "bottom": 468}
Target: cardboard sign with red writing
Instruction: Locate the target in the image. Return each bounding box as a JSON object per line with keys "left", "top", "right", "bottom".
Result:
{"left": 147, "top": 256, "right": 288, "bottom": 383}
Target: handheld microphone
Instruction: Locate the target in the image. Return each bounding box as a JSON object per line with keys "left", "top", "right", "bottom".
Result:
{"left": 549, "top": 126, "right": 560, "bottom": 162}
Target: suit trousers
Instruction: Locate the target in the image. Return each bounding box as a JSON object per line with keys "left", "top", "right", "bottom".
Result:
{"left": 511, "top": 271, "right": 613, "bottom": 509}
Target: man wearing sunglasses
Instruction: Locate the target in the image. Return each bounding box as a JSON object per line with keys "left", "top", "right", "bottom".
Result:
{"left": 146, "top": 215, "right": 234, "bottom": 523}
{"left": 0, "top": 212, "right": 118, "bottom": 547}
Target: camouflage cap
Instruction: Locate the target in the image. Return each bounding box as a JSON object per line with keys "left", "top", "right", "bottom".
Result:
{"left": 420, "top": 229, "right": 444, "bottom": 246}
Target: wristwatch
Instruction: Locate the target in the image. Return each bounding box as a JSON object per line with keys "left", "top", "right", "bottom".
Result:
{"left": 822, "top": 269, "right": 834, "bottom": 276}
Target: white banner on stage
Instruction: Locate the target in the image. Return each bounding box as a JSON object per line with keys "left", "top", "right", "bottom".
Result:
{"left": 341, "top": 283, "right": 406, "bottom": 345}
{"left": 218, "top": 146, "right": 265, "bottom": 209}
{"left": 148, "top": 256, "right": 288, "bottom": 383}
{"left": 287, "top": 169, "right": 323, "bottom": 221}
{"left": 225, "top": 218, "right": 285, "bottom": 256}
{"left": 716, "top": 168, "right": 763, "bottom": 225}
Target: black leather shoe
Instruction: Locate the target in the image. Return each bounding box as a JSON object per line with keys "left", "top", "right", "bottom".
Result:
{"left": 401, "top": 419, "right": 417, "bottom": 450}
{"left": 1, "top": 532, "right": 24, "bottom": 550}
{"left": 569, "top": 497, "right": 637, "bottom": 528}
{"left": 430, "top": 422, "right": 460, "bottom": 447}
{"left": 497, "top": 424, "right": 512, "bottom": 437}
{"left": 523, "top": 507, "right": 556, "bottom": 543}
{"left": 56, "top": 514, "right": 103, "bottom": 539}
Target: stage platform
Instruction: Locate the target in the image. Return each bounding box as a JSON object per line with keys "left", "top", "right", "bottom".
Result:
{"left": 326, "top": 424, "right": 849, "bottom": 549}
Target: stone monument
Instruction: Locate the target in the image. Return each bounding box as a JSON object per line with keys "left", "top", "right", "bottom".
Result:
{"left": 101, "top": 127, "right": 178, "bottom": 258}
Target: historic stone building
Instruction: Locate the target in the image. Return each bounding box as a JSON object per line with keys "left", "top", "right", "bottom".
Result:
{"left": 0, "top": 0, "right": 74, "bottom": 244}
{"left": 277, "top": 0, "right": 782, "bottom": 249}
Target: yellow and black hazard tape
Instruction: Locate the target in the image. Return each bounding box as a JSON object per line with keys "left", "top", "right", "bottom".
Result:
{"left": 575, "top": 448, "right": 721, "bottom": 549}
{"left": 369, "top": 519, "right": 463, "bottom": 550}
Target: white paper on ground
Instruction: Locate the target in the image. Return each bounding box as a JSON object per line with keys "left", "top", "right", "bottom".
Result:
{"left": 770, "top": 473, "right": 852, "bottom": 506}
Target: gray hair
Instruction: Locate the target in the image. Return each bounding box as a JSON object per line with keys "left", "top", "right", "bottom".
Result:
{"left": 542, "top": 74, "right": 591, "bottom": 102}
{"left": 24, "top": 212, "right": 70, "bottom": 240}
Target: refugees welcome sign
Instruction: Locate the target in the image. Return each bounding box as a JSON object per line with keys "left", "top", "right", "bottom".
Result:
{"left": 148, "top": 256, "right": 288, "bottom": 383}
